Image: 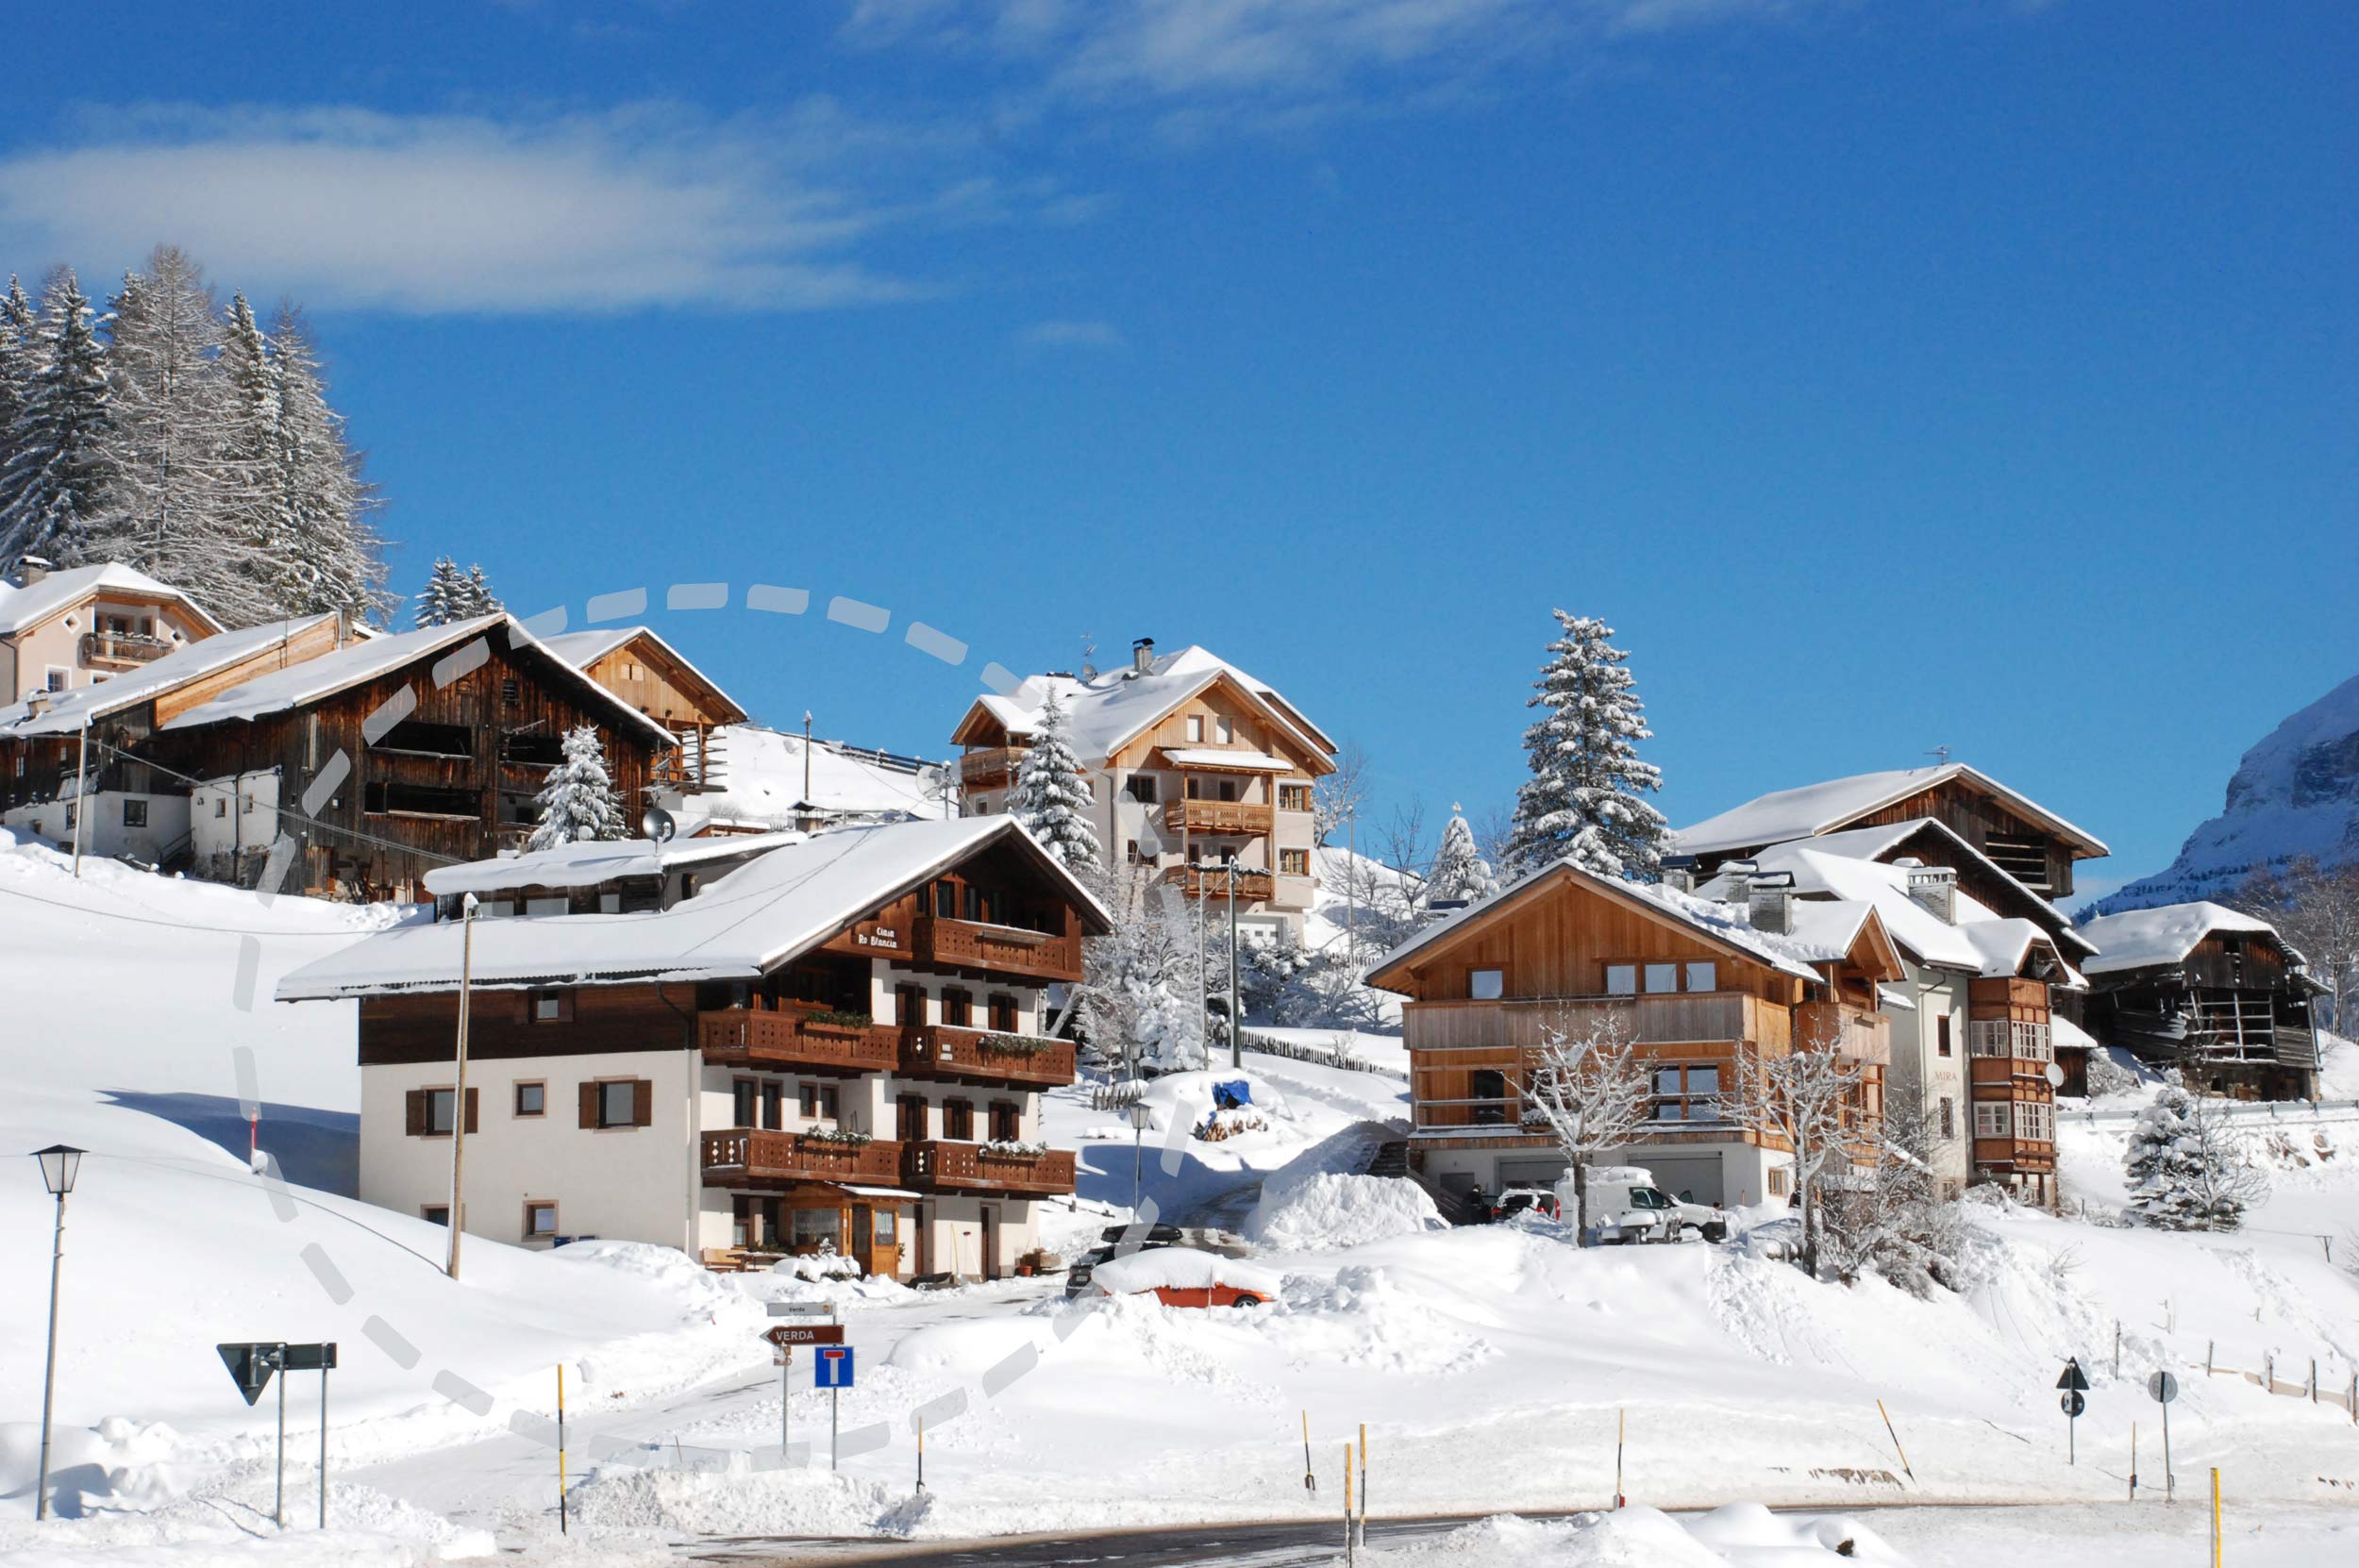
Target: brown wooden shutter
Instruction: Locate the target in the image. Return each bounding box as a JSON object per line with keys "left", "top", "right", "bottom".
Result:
{"left": 579, "top": 1081, "right": 598, "bottom": 1128}
{"left": 405, "top": 1089, "right": 427, "bottom": 1137}
{"left": 463, "top": 1087, "right": 479, "bottom": 1134}
{"left": 631, "top": 1078, "right": 654, "bottom": 1127}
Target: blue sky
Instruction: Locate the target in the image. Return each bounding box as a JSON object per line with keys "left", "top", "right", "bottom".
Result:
{"left": 4, "top": 1, "right": 2352, "bottom": 893}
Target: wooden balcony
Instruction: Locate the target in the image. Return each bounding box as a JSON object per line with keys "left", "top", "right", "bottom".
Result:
{"left": 80, "top": 630, "right": 173, "bottom": 668}
{"left": 698, "top": 1009, "right": 901, "bottom": 1075}
{"left": 702, "top": 1129, "right": 906, "bottom": 1187}
{"left": 1797, "top": 1002, "right": 1891, "bottom": 1066}
{"left": 959, "top": 747, "right": 1027, "bottom": 788}
{"left": 912, "top": 914, "right": 1082, "bottom": 983}
{"left": 1164, "top": 864, "right": 1277, "bottom": 902}
{"left": 1971, "top": 1136, "right": 2056, "bottom": 1176}
{"left": 898, "top": 1026, "right": 1079, "bottom": 1089}
{"left": 1164, "top": 798, "right": 1274, "bottom": 837}
{"left": 901, "top": 1140, "right": 1077, "bottom": 1197}
{"left": 1405, "top": 992, "right": 1795, "bottom": 1056}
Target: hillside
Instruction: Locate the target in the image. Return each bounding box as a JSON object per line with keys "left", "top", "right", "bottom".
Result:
{"left": 2088, "top": 672, "right": 2359, "bottom": 916}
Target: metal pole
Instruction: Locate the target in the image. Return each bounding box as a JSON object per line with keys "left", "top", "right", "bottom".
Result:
{"left": 33, "top": 1188, "right": 66, "bottom": 1521}
{"left": 802, "top": 711, "right": 813, "bottom": 808}
{"left": 2162, "top": 1393, "right": 2174, "bottom": 1505}
{"left": 830, "top": 1386, "right": 839, "bottom": 1472}
{"left": 275, "top": 1358, "right": 286, "bottom": 1526}
{"left": 1228, "top": 865, "right": 1242, "bottom": 1071}
{"left": 70, "top": 719, "right": 90, "bottom": 878}
{"left": 318, "top": 1368, "right": 328, "bottom": 1528}
{"left": 780, "top": 1349, "right": 790, "bottom": 1460}
{"left": 917, "top": 1415, "right": 927, "bottom": 1493}
{"left": 446, "top": 900, "right": 476, "bottom": 1279}
{"left": 558, "top": 1365, "right": 567, "bottom": 1534}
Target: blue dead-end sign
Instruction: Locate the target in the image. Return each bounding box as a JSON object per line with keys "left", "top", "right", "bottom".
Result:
{"left": 814, "top": 1345, "right": 855, "bottom": 1389}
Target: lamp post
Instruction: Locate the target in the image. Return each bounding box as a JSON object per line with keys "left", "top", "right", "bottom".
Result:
{"left": 445, "top": 892, "right": 479, "bottom": 1279}
{"left": 31, "top": 1143, "right": 83, "bottom": 1521}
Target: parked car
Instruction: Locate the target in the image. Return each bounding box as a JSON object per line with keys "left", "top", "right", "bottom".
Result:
{"left": 1084, "top": 1246, "right": 1285, "bottom": 1309}
{"left": 1486, "top": 1184, "right": 1561, "bottom": 1224}
{"left": 1062, "top": 1224, "right": 1249, "bottom": 1297}
{"left": 1553, "top": 1165, "right": 1729, "bottom": 1243}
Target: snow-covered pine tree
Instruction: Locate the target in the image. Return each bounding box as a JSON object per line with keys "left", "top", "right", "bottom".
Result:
{"left": 1428, "top": 806, "right": 1500, "bottom": 904}
{"left": 414, "top": 557, "right": 471, "bottom": 627}
{"left": 1501, "top": 610, "right": 1668, "bottom": 881}
{"left": 461, "top": 563, "right": 501, "bottom": 618}
{"left": 0, "top": 270, "right": 114, "bottom": 568}
{"left": 266, "top": 303, "right": 391, "bottom": 622}
{"left": 526, "top": 725, "right": 627, "bottom": 850}
{"left": 1008, "top": 689, "right": 1100, "bottom": 872}
{"left": 0, "top": 277, "right": 34, "bottom": 500}
{"left": 1079, "top": 862, "right": 1207, "bottom": 1076}
{"left": 2123, "top": 1084, "right": 2267, "bottom": 1231}
{"left": 210, "top": 292, "right": 282, "bottom": 615}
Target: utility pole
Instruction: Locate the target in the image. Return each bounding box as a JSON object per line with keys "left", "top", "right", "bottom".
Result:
{"left": 802, "top": 710, "right": 813, "bottom": 809}
{"left": 446, "top": 892, "right": 479, "bottom": 1279}
{"left": 1344, "top": 808, "right": 1357, "bottom": 973}
{"left": 70, "top": 718, "right": 91, "bottom": 878}
{"left": 1227, "top": 861, "right": 1244, "bottom": 1071}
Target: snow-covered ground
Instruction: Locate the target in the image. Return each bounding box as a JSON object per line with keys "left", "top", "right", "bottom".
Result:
{"left": 5, "top": 831, "right": 2358, "bottom": 1565}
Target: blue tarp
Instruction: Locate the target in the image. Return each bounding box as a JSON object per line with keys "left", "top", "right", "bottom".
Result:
{"left": 1212, "top": 1079, "right": 1254, "bottom": 1110}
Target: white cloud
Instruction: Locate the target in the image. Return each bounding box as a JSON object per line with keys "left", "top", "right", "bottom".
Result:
{"left": 0, "top": 102, "right": 1051, "bottom": 314}
{"left": 1017, "top": 317, "right": 1125, "bottom": 348}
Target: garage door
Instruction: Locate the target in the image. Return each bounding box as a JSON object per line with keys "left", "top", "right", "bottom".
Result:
{"left": 1632, "top": 1155, "right": 1722, "bottom": 1206}
{"left": 1497, "top": 1158, "right": 1569, "bottom": 1188}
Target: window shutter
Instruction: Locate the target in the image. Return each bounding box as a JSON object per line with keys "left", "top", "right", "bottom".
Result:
{"left": 632, "top": 1078, "right": 654, "bottom": 1127}
{"left": 406, "top": 1089, "right": 427, "bottom": 1137}
{"left": 579, "top": 1081, "right": 598, "bottom": 1128}
{"left": 463, "top": 1087, "right": 479, "bottom": 1134}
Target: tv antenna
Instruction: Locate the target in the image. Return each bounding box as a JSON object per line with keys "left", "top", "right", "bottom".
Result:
{"left": 1924, "top": 745, "right": 1952, "bottom": 765}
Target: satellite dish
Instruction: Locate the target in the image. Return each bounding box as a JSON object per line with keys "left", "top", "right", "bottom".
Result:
{"left": 2046, "top": 1063, "right": 2066, "bottom": 1089}
{"left": 641, "top": 805, "right": 677, "bottom": 845}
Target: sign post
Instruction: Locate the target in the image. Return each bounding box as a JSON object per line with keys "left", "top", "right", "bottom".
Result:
{"left": 2056, "top": 1359, "right": 2090, "bottom": 1464}
{"left": 279, "top": 1343, "right": 338, "bottom": 1528}
{"left": 217, "top": 1343, "right": 286, "bottom": 1526}
{"left": 2149, "top": 1370, "right": 2180, "bottom": 1504}
{"left": 814, "top": 1346, "right": 856, "bottom": 1472}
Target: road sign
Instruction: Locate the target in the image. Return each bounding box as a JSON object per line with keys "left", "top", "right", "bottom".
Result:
{"left": 2150, "top": 1371, "right": 2180, "bottom": 1404}
{"left": 814, "top": 1346, "right": 856, "bottom": 1389}
{"left": 767, "top": 1300, "right": 835, "bottom": 1318}
{"left": 2057, "top": 1358, "right": 2090, "bottom": 1392}
{"left": 2061, "top": 1390, "right": 2086, "bottom": 1417}
{"left": 765, "top": 1324, "right": 844, "bottom": 1347}
{"left": 279, "top": 1343, "right": 338, "bottom": 1372}
{"left": 217, "top": 1343, "right": 282, "bottom": 1407}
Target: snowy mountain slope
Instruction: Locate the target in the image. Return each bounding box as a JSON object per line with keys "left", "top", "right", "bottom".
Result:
{"left": 2087, "top": 672, "right": 2359, "bottom": 915}
{"left": 676, "top": 725, "right": 948, "bottom": 832}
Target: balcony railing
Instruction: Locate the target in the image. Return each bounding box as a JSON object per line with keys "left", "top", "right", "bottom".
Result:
{"left": 1797, "top": 1001, "right": 1891, "bottom": 1066}
{"left": 901, "top": 1140, "right": 1077, "bottom": 1196}
{"left": 1164, "top": 864, "right": 1277, "bottom": 902}
{"left": 898, "top": 1026, "right": 1079, "bottom": 1088}
{"left": 698, "top": 1009, "right": 902, "bottom": 1074}
{"left": 1405, "top": 993, "right": 1791, "bottom": 1055}
{"left": 1164, "top": 798, "right": 1274, "bottom": 837}
{"left": 701, "top": 1129, "right": 905, "bottom": 1186}
{"left": 912, "top": 914, "right": 1082, "bottom": 983}
{"left": 960, "top": 747, "right": 1027, "bottom": 787}
{"left": 80, "top": 630, "right": 172, "bottom": 668}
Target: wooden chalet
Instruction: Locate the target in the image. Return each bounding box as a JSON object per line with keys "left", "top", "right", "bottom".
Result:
{"left": 542, "top": 626, "right": 746, "bottom": 795}
{"left": 2074, "top": 902, "right": 2323, "bottom": 1101}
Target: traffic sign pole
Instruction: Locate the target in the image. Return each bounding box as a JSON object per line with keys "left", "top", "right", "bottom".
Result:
{"left": 275, "top": 1361, "right": 286, "bottom": 1527}
{"left": 780, "top": 1346, "right": 791, "bottom": 1461}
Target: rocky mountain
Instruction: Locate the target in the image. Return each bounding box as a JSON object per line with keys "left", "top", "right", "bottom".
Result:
{"left": 2084, "top": 672, "right": 2359, "bottom": 918}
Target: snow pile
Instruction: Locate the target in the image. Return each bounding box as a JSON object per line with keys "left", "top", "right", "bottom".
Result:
{"left": 1246, "top": 1169, "right": 1445, "bottom": 1251}
{"left": 566, "top": 1452, "right": 931, "bottom": 1539}
{"left": 1363, "top": 1506, "right": 1904, "bottom": 1564}
{"left": 1087, "top": 1247, "right": 1285, "bottom": 1297}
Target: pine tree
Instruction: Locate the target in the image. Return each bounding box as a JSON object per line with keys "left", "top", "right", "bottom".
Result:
{"left": 1009, "top": 690, "right": 1101, "bottom": 872}
{"left": 0, "top": 270, "right": 115, "bottom": 567}
{"left": 2123, "top": 1084, "right": 2267, "bottom": 1231}
{"left": 526, "top": 725, "right": 627, "bottom": 850}
{"left": 1502, "top": 610, "right": 1668, "bottom": 881}
{"left": 1079, "top": 863, "right": 1207, "bottom": 1076}
{"left": 461, "top": 562, "right": 501, "bottom": 618}
{"left": 266, "top": 303, "right": 391, "bottom": 622}
{"left": 1428, "top": 807, "right": 1500, "bottom": 904}
{"left": 0, "top": 276, "right": 34, "bottom": 499}
{"left": 211, "top": 292, "right": 282, "bottom": 602}
{"left": 415, "top": 556, "right": 471, "bottom": 627}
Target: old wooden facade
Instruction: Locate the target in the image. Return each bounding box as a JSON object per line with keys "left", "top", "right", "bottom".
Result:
{"left": 2076, "top": 908, "right": 2322, "bottom": 1101}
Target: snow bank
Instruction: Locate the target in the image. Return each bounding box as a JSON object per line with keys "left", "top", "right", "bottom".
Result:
{"left": 1361, "top": 1506, "right": 1904, "bottom": 1564}
{"left": 567, "top": 1452, "right": 932, "bottom": 1539}
{"left": 1246, "top": 1170, "right": 1445, "bottom": 1251}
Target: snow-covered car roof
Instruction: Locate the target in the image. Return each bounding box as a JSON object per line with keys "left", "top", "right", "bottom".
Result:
{"left": 1671, "top": 763, "right": 2108, "bottom": 860}
{"left": 1087, "top": 1247, "right": 1285, "bottom": 1297}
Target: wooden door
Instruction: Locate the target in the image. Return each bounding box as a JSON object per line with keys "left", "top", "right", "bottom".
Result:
{"left": 897, "top": 1094, "right": 928, "bottom": 1143}
{"left": 895, "top": 984, "right": 925, "bottom": 1027}
{"left": 980, "top": 1204, "right": 1001, "bottom": 1281}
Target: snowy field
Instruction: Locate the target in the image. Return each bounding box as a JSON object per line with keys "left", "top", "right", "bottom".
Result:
{"left": 3, "top": 834, "right": 2357, "bottom": 1565}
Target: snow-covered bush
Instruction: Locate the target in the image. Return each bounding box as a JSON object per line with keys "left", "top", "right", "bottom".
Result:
{"left": 2124, "top": 1085, "right": 2267, "bottom": 1231}
{"left": 2083, "top": 1047, "right": 2140, "bottom": 1098}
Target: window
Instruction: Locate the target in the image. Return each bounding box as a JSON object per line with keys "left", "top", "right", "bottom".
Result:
{"left": 1124, "top": 774, "right": 1159, "bottom": 804}
{"left": 1605, "top": 964, "right": 1637, "bottom": 996}
{"left": 798, "top": 1083, "right": 840, "bottom": 1120}
{"left": 989, "top": 1102, "right": 1021, "bottom": 1142}
{"left": 122, "top": 798, "right": 147, "bottom": 827}
{"left": 1684, "top": 961, "right": 1716, "bottom": 993}
{"left": 759, "top": 1080, "right": 782, "bottom": 1129}
{"left": 1938, "top": 1096, "right": 1954, "bottom": 1139}
{"left": 1644, "top": 962, "right": 1679, "bottom": 994}
{"left": 1186, "top": 715, "right": 1204, "bottom": 742}
{"left": 1968, "top": 1021, "right": 2008, "bottom": 1058}
{"left": 1468, "top": 968, "right": 1504, "bottom": 1001}
{"left": 1974, "top": 1101, "right": 2013, "bottom": 1139}
{"left": 501, "top": 677, "right": 521, "bottom": 705}
{"left": 376, "top": 719, "right": 473, "bottom": 758}
{"left": 1126, "top": 840, "right": 1144, "bottom": 864}
{"left": 733, "top": 1078, "right": 758, "bottom": 1126}
{"left": 427, "top": 1088, "right": 457, "bottom": 1135}
{"left": 44, "top": 667, "right": 68, "bottom": 692}
{"left": 529, "top": 990, "right": 567, "bottom": 1021}
{"left": 1936, "top": 1016, "right": 1952, "bottom": 1058}
{"left": 422, "top": 1205, "right": 451, "bottom": 1226}
{"left": 942, "top": 989, "right": 973, "bottom": 1027}
{"left": 594, "top": 1080, "right": 641, "bottom": 1129}
{"left": 213, "top": 797, "right": 227, "bottom": 819}
{"left": 524, "top": 1200, "right": 558, "bottom": 1239}
{"left": 1280, "top": 783, "right": 1313, "bottom": 813}
{"left": 1216, "top": 717, "right": 1234, "bottom": 743}
{"left": 944, "top": 1099, "right": 976, "bottom": 1140}
{"left": 988, "top": 993, "right": 1018, "bottom": 1032}
{"left": 63, "top": 806, "right": 76, "bottom": 830}
{"left": 934, "top": 879, "right": 958, "bottom": 917}
{"left": 2021, "top": 1100, "right": 2054, "bottom": 1143}
{"left": 1766, "top": 1168, "right": 1790, "bottom": 1198}
{"left": 792, "top": 1208, "right": 841, "bottom": 1249}
{"left": 408, "top": 1085, "right": 476, "bottom": 1137}
{"left": 1468, "top": 1069, "right": 1510, "bottom": 1126}
{"left": 514, "top": 1081, "right": 546, "bottom": 1117}
{"left": 526, "top": 897, "right": 568, "bottom": 918}
{"left": 1651, "top": 1064, "right": 1721, "bottom": 1123}
{"left": 1280, "top": 847, "right": 1311, "bottom": 876}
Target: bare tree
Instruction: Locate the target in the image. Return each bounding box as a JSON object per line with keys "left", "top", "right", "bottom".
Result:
{"left": 1313, "top": 740, "right": 1371, "bottom": 847}
{"left": 1816, "top": 1107, "right": 1968, "bottom": 1297}
{"left": 1472, "top": 803, "right": 1518, "bottom": 884}
{"left": 1746, "top": 1022, "right": 1867, "bottom": 1277}
{"left": 2233, "top": 856, "right": 2359, "bottom": 1035}
{"left": 1519, "top": 1009, "right": 1653, "bottom": 1246}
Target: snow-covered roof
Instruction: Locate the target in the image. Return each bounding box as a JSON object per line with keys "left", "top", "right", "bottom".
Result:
{"left": 276, "top": 817, "right": 1112, "bottom": 1000}
{"left": 1783, "top": 817, "right": 2096, "bottom": 954}
{"left": 0, "top": 561, "right": 225, "bottom": 637}
{"left": 539, "top": 626, "right": 747, "bottom": 724}
{"left": 1671, "top": 763, "right": 2109, "bottom": 860}
{"left": 2075, "top": 901, "right": 2296, "bottom": 976}
{"left": 161, "top": 614, "right": 678, "bottom": 747}
{"left": 962, "top": 645, "right": 1333, "bottom": 769}
{"left": 419, "top": 832, "right": 804, "bottom": 896}
{"left": 1368, "top": 857, "right": 1878, "bottom": 992}
{"left": 0, "top": 615, "right": 337, "bottom": 738}
{"left": 1160, "top": 747, "right": 1291, "bottom": 772}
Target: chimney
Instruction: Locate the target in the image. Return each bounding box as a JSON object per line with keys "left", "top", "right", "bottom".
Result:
{"left": 1746, "top": 870, "right": 1797, "bottom": 934}
{"left": 1130, "top": 637, "right": 1155, "bottom": 676}
{"left": 1659, "top": 854, "right": 1698, "bottom": 894}
{"left": 334, "top": 604, "right": 356, "bottom": 648}
{"left": 1907, "top": 863, "right": 1958, "bottom": 924}
{"left": 13, "top": 555, "right": 51, "bottom": 586}
{"left": 1718, "top": 859, "right": 1758, "bottom": 904}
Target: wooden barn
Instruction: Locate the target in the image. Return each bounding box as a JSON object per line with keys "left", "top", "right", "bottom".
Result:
{"left": 2074, "top": 902, "right": 2323, "bottom": 1100}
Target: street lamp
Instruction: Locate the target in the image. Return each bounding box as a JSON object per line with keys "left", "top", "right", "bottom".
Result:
{"left": 446, "top": 891, "right": 479, "bottom": 1279}
{"left": 31, "top": 1143, "right": 83, "bottom": 1521}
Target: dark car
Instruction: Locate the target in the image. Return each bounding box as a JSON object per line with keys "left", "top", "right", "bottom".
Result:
{"left": 1063, "top": 1223, "right": 1186, "bottom": 1297}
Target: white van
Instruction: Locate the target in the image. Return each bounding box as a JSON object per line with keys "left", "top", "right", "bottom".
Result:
{"left": 1553, "top": 1164, "right": 1728, "bottom": 1244}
